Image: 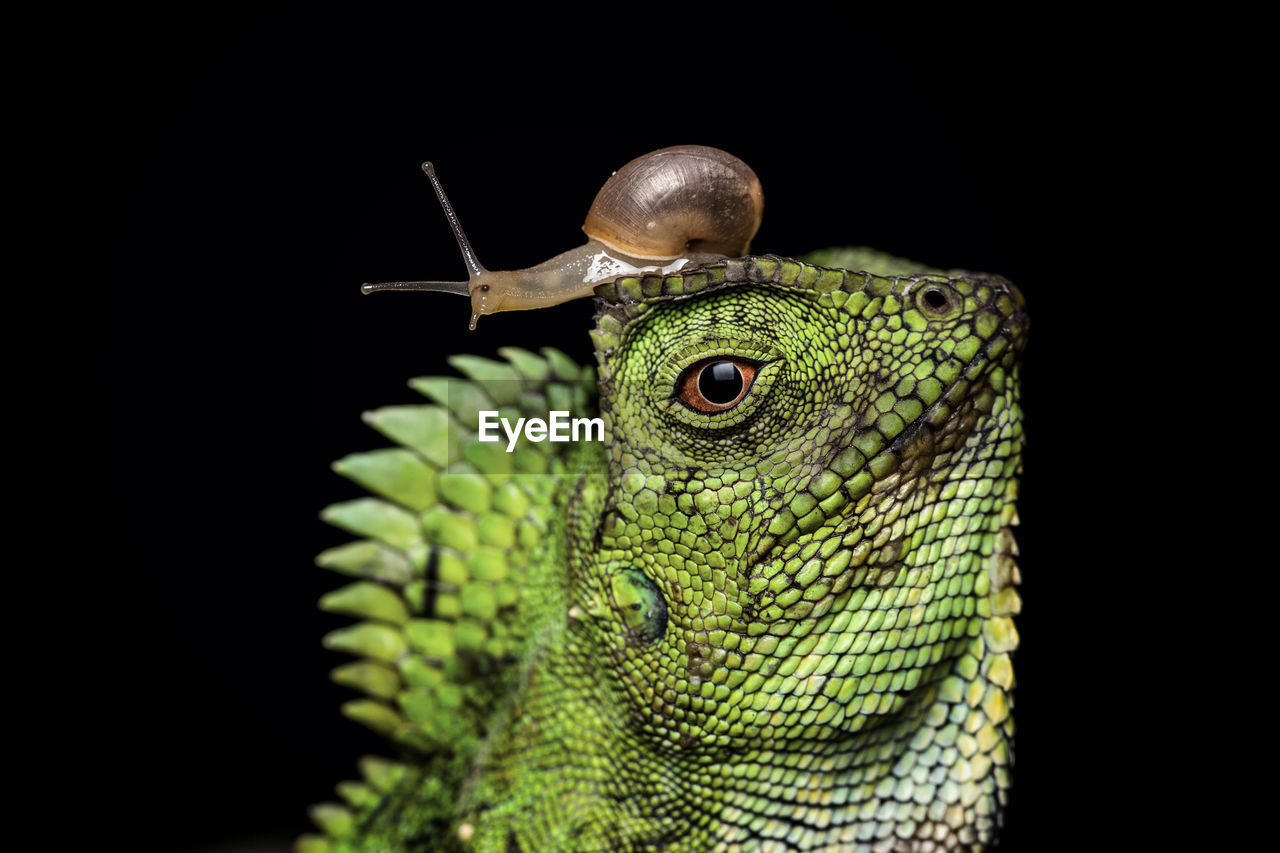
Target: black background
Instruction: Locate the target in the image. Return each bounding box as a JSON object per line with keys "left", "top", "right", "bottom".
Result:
{"left": 85, "top": 7, "right": 1164, "bottom": 851}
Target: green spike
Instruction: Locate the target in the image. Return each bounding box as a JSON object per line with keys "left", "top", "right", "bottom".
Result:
{"left": 335, "top": 780, "right": 380, "bottom": 810}
{"left": 435, "top": 551, "right": 467, "bottom": 586}
{"left": 391, "top": 728, "right": 436, "bottom": 754}
{"left": 448, "top": 354, "right": 522, "bottom": 404}
{"left": 466, "top": 547, "right": 509, "bottom": 581}
{"left": 463, "top": 437, "right": 516, "bottom": 476}
{"left": 332, "top": 448, "right": 437, "bottom": 512}
{"left": 512, "top": 444, "right": 551, "bottom": 474}
{"left": 589, "top": 329, "right": 617, "bottom": 353}
{"left": 406, "top": 541, "right": 429, "bottom": 573}
{"left": 308, "top": 803, "right": 355, "bottom": 838}
{"left": 405, "top": 376, "right": 445, "bottom": 406}
{"left": 518, "top": 389, "right": 549, "bottom": 413}
{"left": 476, "top": 514, "right": 516, "bottom": 549}
{"left": 398, "top": 654, "right": 444, "bottom": 688}
{"left": 362, "top": 404, "right": 457, "bottom": 468}
{"left": 397, "top": 689, "right": 437, "bottom": 725}
{"left": 319, "top": 581, "right": 410, "bottom": 625}
{"left": 453, "top": 619, "right": 487, "bottom": 652}
{"left": 797, "top": 247, "right": 933, "bottom": 275}
{"left": 323, "top": 622, "right": 406, "bottom": 663}
{"left": 545, "top": 382, "right": 579, "bottom": 413}
{"left": 294, "top": 834, "right": 332, "bottom": 853}
{"left": 315, "top": 540, "right": 415, "bottom": 584}
{"left": 495, "top": 581, "right": 519, "bottom": 608}
{"left": 434, "top": 592, "right": 462, "bottom": 619}
{"left": 433, "top": 681, "right": 464, "bottom": 710}
{"left": 498, "top": 346, "right": 550, "bottom": 381}
{"left": 448, "top": 353, "right": 520, "bottom": 382}
{"left": 408, "top": 376, "right": 495, "bottom": 427}
{"left": 358, "top": 755, "right": 405, "bottom": 792}
{"left": 492, "top": 480, "right": 532, "bottom": 518}
{"left": 422, "top": 507, "right": 477, "bottom": 551}
{"left": 403, "top": 579, "right": 426, "bottom": 613}
{"left": 438, "top": 468, "right": 492, "bottom": 514}
{"left": 461, "top": 584, "right": 499, "bottom": 620}
{"left": 341, "top": 699, "right": 402, "bottom": 736}
{"left": 405, "top": 619, "right": 456, "bottom": 659}
{"left": 517, "top": 518, "right": 543, "bottom": 549}
{"left": 541, "top": 347, "right": 581, "bottom": 382}
{"left": 331, "top": 660, "right": 401, "bottom": 700}
{"left": 320, "top": 498, "right": 421, "bottom": 552}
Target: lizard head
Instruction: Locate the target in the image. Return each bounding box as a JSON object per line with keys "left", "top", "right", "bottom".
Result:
{"left": 573, "top": 256, "right": 1029, "bottom": 753}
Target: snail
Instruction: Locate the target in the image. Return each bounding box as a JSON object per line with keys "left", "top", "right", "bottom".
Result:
{"left": 362, "top": 145, "right": 764, "bottom": 329}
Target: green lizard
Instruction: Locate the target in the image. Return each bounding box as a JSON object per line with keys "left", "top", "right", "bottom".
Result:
{"left": 300, "top": 147, "right": 1028, "bottom": 852}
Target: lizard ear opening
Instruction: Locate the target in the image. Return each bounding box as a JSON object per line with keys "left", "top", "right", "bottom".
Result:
{"left": 610, "top": 568, "right": 668, "bottom": 645}
{"left": 914, "top": 283, "right": 960, "bottom": 317}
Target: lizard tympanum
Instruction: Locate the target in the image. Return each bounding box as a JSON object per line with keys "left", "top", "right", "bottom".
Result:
{"left": 301, "top": 147, "right": 1028, "bottom": 853}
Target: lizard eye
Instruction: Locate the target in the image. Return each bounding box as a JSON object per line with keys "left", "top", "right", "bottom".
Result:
{"left": 675, "top": 358, "right": 760, "bottom": 413}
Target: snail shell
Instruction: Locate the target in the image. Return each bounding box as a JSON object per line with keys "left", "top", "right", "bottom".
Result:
{"left": 583, "top": 145, "right": 763, "bottom": 261}
{"left": 362, "top": 145, "right": 764, "bottom": 329}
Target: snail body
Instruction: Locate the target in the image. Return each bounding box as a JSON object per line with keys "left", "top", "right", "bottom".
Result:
{"left": 363, "top": 145, "right": 764, "bottom": 329}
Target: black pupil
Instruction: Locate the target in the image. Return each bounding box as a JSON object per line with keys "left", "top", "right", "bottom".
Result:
{"left": 923, "top": 289, "right": 948, "bottom": 310}
{"left": 698, "top": 361, "right": 743, "bottom": 404}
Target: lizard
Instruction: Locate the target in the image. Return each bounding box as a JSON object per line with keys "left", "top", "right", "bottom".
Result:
{"left": 298, "top": 147, "right": 1028, "bottom": 852}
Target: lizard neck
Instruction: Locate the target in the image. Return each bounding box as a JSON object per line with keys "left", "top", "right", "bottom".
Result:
{"left": 462, "top": 626, "right": 1014, "bottom": 852}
